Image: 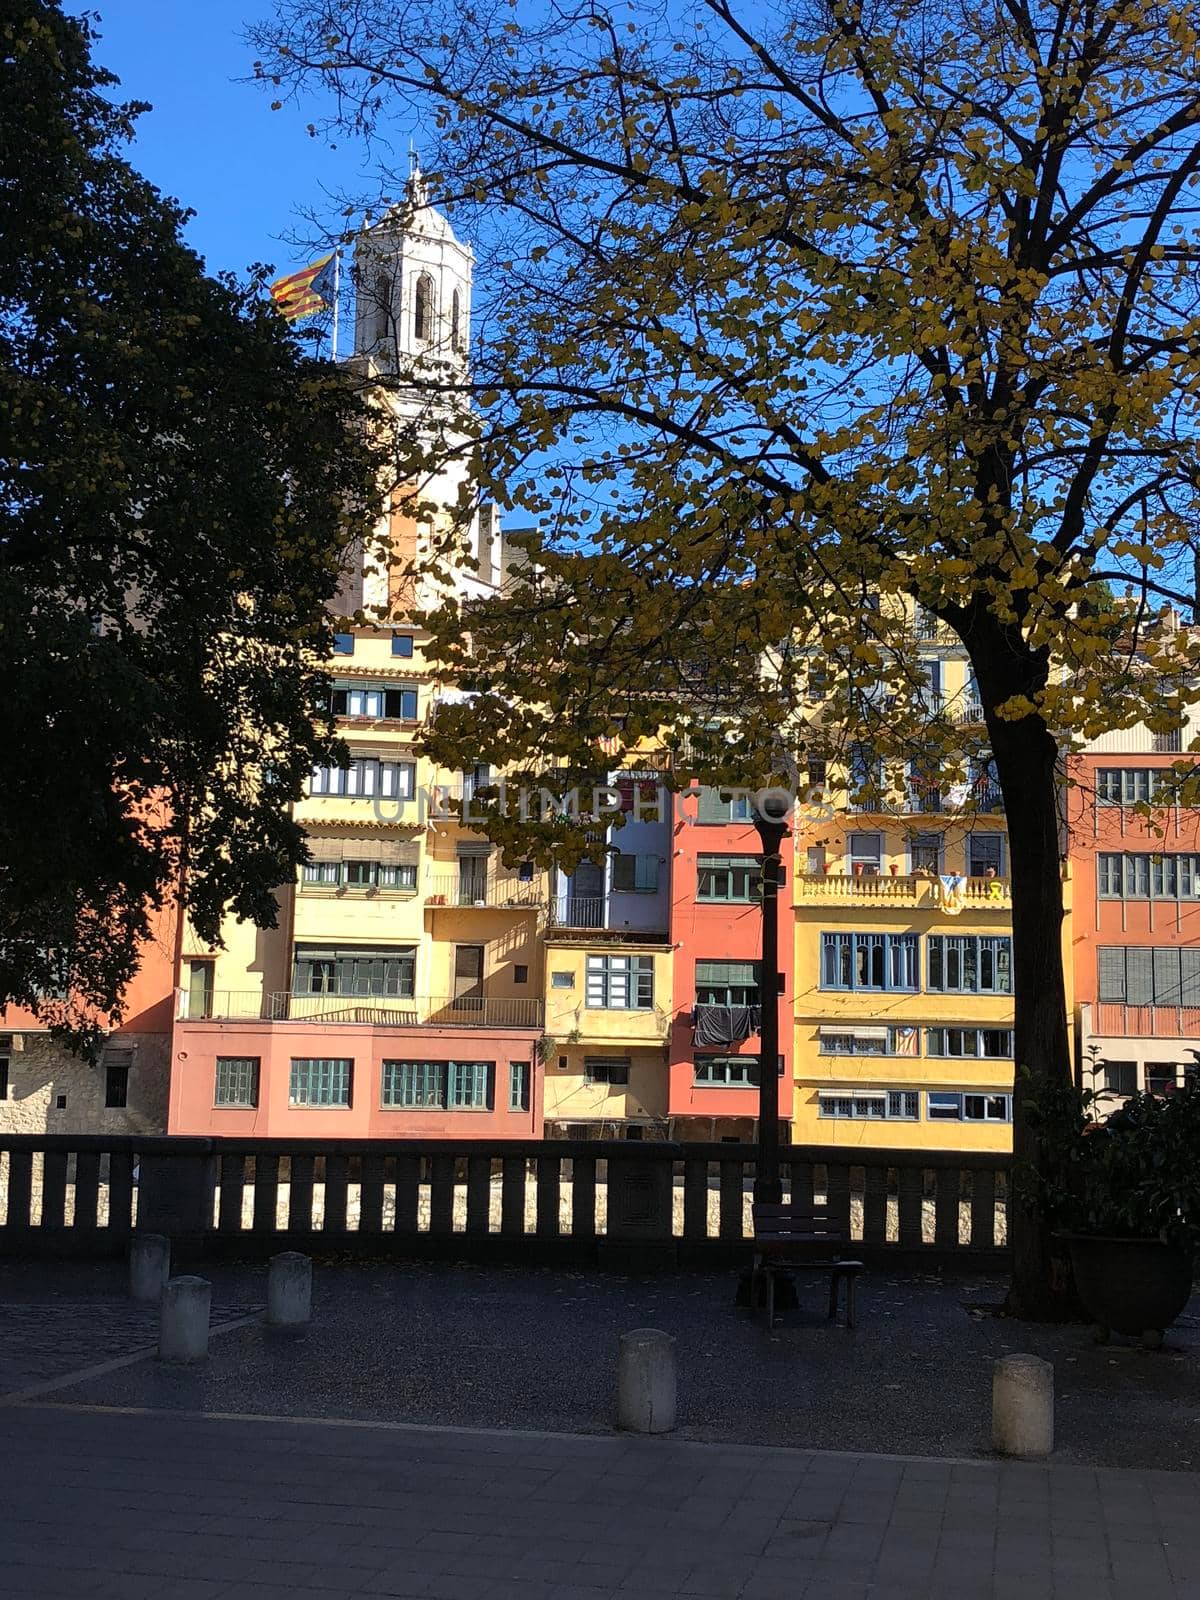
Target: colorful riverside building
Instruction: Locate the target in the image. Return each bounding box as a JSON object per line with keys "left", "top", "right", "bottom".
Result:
{"left": 169, "top": 175, "right": 545, "bottom": 1138}
{"left": 666, "top": 785, "right": 792, "bottom": 1142}
{"left": 789, "top": 615, "right": 1045, "bottom": 1151}
{"left": 0, "top": 908, "right": 177, "bottom": 1135}
{"left": 1068, "top": 688, "right": 1200, "bottom": 1110}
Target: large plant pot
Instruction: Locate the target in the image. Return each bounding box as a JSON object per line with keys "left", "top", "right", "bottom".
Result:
{"left": 1059, "top": 1233, "right": 1194, "bottom": 1342}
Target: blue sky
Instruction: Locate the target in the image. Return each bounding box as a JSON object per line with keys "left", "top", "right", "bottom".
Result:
{"left": 75, "top": 2, "right": 392, "bottom": 284}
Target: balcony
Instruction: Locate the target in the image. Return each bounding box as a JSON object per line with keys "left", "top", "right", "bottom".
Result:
{"left": 545, "top": 897, "right": 670, "bottom": 943}
{"left": 1088, "top": 1001, "right": 1200, "bottom": 1040}
{"left": 423, "top": 872, "right": 543, "bottom": 910}
{"left": 794, "top": 873, "right": 1012, "bottom": 909}
{"left": 179, "top": 991, "right": 544, "bottom": 1029}
{"left": 906, "top": 784, "right": 944, "bottom": 814}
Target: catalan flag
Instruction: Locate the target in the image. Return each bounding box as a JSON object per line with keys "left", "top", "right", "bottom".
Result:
{"left": 269, "top": 252, "right": 337, "bottom": 322}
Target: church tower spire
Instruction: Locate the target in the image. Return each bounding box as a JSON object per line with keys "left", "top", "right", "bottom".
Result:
{"left": 351, "top": 162, "right": 473, "bottom": 383}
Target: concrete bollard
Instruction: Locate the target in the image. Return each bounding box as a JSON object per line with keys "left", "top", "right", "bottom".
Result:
{"left": 159, "top": 1275, "right": 212, "bottom": 1364}
{"left": 266, "top": 1251, "right": 312, "bottom": 1329}
{"left": 992, "top": 1354, "right": 1054, "bottom": 1458}
{"left": 617, "top": 1328, "right": 677, "bottom": 1434}
{"left": 128, "top": 1232, "right": 171, "bottom": 1303}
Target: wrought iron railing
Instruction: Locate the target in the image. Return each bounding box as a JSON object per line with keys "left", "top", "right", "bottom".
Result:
{"left": 178, "top": 992, "right": 543, "bottom": 1028}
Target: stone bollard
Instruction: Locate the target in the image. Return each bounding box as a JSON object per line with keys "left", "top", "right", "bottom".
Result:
{"left": 266, "top": 1251, "right": 312, "bottom": 1330}
{"left": 159, "top": 1276, "right": 212, "bottom": 1364}
{"left": 617, "top": 1328, "right": 677, "bottom": 1434}
{"left": 128, "top": 1232, "right": 171, "bottom": 1303}
{"left": 992, "top": 1354, "right": 1054, "bottom": 1458}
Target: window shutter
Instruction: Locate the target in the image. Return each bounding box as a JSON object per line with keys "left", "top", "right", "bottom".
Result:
{"left": 612, "top": 855, "right": 636, "bottom": 892}
{"left": 307, "top": 837, "right": 344, "bottom": 862}
{"left": 696, "top": 960, "right": 758, "bottom": 987}
{"left": 1125, "top": 948, "right": 1154, "bottom": 1005}
{"left": 1153, "top": 947, "right": 1183, "bottom": 1005}
{"left": 379, "top": 840, "right": 420, "bottom": 866}
{"left": 635, "top": 854, "right": 658, "bottom": 891}
{"left": 1098, "top": 948, "right": 1125, "bottom": 1002}
{"left": 1182, "top": 949, "right": 1200, "bottom": 1006}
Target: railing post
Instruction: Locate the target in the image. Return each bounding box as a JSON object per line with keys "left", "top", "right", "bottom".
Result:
{"left": 136, "top": 1139, "right": 217, "bottom": 1247}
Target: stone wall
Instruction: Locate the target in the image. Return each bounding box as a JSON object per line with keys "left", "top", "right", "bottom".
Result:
{"left": 0, "top": 1031, "right": 170, "bottom": 1136}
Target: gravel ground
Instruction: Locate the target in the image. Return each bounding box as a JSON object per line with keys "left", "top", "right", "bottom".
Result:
{"left": 3, "top": 1260, "right": 1197, "bottom": 1469}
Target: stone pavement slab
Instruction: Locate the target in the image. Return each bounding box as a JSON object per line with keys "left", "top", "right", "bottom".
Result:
{"left": 0, "top": 1404, "right": 1198, "bottom": 1599}
{"left": 6, "top": 1261, "right": 1198, "bottom": 1468}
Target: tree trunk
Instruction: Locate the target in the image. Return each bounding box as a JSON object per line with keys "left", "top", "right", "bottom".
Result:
{"left": 972, "top": 639, "right": 1078, "bottom": 1320}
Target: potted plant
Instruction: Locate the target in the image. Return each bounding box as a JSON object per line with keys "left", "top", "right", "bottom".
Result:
{"left": 1036, "top": 1077, "right": 1199, "bottom": 1345}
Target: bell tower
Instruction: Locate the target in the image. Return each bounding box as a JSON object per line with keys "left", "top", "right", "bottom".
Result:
{"left": 352, "top": 163, "right": 473, "bottom": 383}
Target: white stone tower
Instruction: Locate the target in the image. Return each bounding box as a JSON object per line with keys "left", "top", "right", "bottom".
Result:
{"left": 348, "top": 165, "right": 500, "bottom": 614}
{"left": 352, "top": 163, "right": 473, "bottom": 384}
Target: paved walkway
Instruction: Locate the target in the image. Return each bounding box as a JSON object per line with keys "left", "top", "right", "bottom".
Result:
{"left": 1, "top": 1402, "right": 1198, "bottom": 1599}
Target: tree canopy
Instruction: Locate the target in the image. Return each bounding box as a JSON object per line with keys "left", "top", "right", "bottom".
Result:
{"left": 0, "top": 0, "right": 383, "bottom": 1048}
{"left": 255, "top": 0, "right": 1200, "bottom": 1311}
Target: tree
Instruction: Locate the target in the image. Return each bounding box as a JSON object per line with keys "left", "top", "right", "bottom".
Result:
{"left": 255, "top": 0, "right": 1200, "bottom": 1314}
{"left": 0, "top": 0, "right": 383, "bottom": 1050}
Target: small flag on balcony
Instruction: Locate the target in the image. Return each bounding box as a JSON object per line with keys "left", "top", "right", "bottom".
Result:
{"left": 938, "top": 874, "right": 965, "bottom": 915}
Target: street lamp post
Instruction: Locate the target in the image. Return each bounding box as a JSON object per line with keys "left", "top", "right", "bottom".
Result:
{"left": 753, "top": 811, "right": 789, "bottom": 1207}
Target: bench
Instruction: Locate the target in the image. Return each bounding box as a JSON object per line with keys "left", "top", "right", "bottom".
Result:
{"left": 751, "top": 1202, "right": 863, "bottom": 1329}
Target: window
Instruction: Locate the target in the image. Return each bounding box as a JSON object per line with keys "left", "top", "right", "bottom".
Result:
{"left": 696, "top": 960, "right": 760, "bottom": 1007}
{"left": 379, "top": 1060, "right": 495, "bottom": 1110}
{"left": 462, "top": 763, "right": 492, "bottom": 802}
{"left": 694, "top": 1055, "right": 760, "bottom": 1086}
{"left": 414, "top": 272, "right": 434, "bottom": 342}
{"left": 289, "top": 1058, "right": 351, "bottom": 1107}
{"left": 1098, "top": 768, "right": 1166, "bottom": 806}
{"left": 447, "top": 1061, "right": 492, "bottom": 1109}
{"left": 848, "top": 743, "right": 884, "bottom": 808}
{"left": 186, "top": 959, "right": 214, "bottom": 1019}
{"left": 451, "top": 288, "right": 462, "bottom": 352}
{"left": 331, "top": 684, "right": 418, "bottom": 720}
{"left": 391, "top": 633, "right": 415, "bottom": 658}
{"left": 819, "top": 1094, "right": 886, "bottom": 1120}
{"left": 1102, "top": 1060, "right": 1137, "bottom": 1096}
{"left": 1147, "top": 1062, "right": 1179, "bottom": 1096}
{"left": 1099, "top": 946, "right": 1200, "bottom": 1005}
{"left": 309, "top": 758, "right": 416, "bottom": 800}
{"left": 612, "top": 853, "right": 659, "bottom": 892}
{"left": 818, "top": 1089, "right": 918, "bottom": 1119}
{"left": 1153, "top": 726, "right": 1183, "bottom": 754}
{"left": 585, "top": 955, "right": 654, "bottom": 1009}
{"left": 907, "top": 764, "right": 943, "bottom": 813}
{"left": 514, "top": 965, "right": 529, "bottom": 985}
{"left": 372, "top": 270, "right": 392, "bottom": 343}
{"left": 697, "top": 786, "right": 754, "bottom": 824}
{"left": 927, "top": 1091, "right": 1011, "bottom": 1122}
{"left": 584, "top": 1056, "right": 630, "bottom": 1085}
{"left": 304, "top": 860, "right": 417, "bottom": 891}
{"left": 292, "top": 945, "right": 416, "bottom": 998}
{"left": 926, "top": 935, "right": 1012, "bottom": 994}
{"left": 967, "top": 834, "right": 1005, "bottom": 877}
{"left": 820, "top": 932, "right": 919, "bottom": 992}
{"left": 103, "top": 1052, "right": 131, "bottom": 1109}
{"left": 1097, "top": 853, "right": 1200, "bottom": 900}
{"left": 817, "top": 1026, "right": 910, "bottom": 1055}
{"left": 0, "top": 1058, "right": 7, "bottom": 1100}
{"left": 926, "top": 1027, "right": 1014, "bottom": 1058}
{"left": 848, "top": 832, "right": 882, "bottom": 874}
{"left": 215, "top": 1057, "right": 259, "bottom": 1108}
{"left": 697, "top": 855, "right": 761, "bottom": 902}
{"left": 382, "top": 1060, "right": 443, "bottom": 1109}
{"left": 910, "top": 832, "right": 942, "bottom": 874}
{"left": 332, "top": 633, "right": 354, "bottom": 655}
{"left": 509, "top": 1060, "right": 530, "bottom": 1112}
{"left": 550, "top": 971, "right": 574, "bottom": 989}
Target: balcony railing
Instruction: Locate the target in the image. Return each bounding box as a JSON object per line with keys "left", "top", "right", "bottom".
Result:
{"left": 1089, "top": 1001, "right": 1200, "bottom": 1040}
{"left": 546, "top": 896, "right": 606, "bottom": 929}
{"left": 0, "top": 1133, "right": 1012, "bottom": 1271}
{"left": 423, "top": 873, "right": 543, "bottom": 910}
{"left": 906, "top": 785, "right": 944, "bottom": 814}
{"left": 179, "top": 991, "right": 544, "bottom": 1029}
{"left": 795, "top": 873, "right": 1012, "bottom": 908}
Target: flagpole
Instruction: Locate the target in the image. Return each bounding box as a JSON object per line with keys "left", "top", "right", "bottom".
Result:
{"left": 331, "top": 249, "right": 341, "bottom": 363}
